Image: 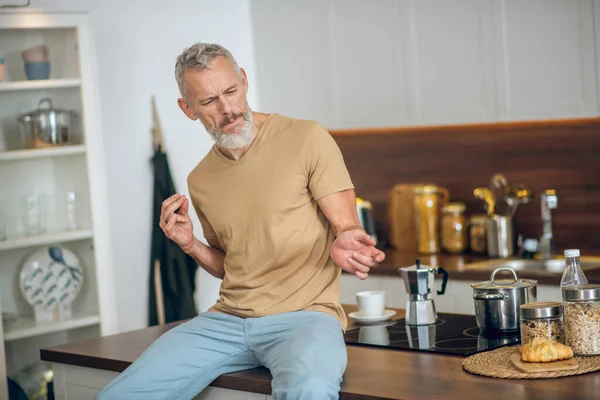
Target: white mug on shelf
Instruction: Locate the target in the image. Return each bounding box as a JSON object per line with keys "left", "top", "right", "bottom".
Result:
{"left": 356, "top": 290, "right": 386, "bottom": 317}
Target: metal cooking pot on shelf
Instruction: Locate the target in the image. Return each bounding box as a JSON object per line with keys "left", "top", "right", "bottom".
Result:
{"left": 471, "top": 267, "right": 537, "bottom": 332}
{"left": 17, "top": 98, "right": 76, "bottom": 148}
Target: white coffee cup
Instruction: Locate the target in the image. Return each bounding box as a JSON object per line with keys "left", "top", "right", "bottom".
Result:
{"left": 356, "top": 290, "right": 386, "bottom": 317}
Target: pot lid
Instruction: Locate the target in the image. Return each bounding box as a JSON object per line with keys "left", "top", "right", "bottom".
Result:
{"left": 18, "top": 98, "right": 73, "bottom": 119}
{"left": 470, "top": 267, "right": 537, "bottom": 290}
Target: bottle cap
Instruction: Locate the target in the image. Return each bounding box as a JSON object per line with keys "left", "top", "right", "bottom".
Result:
{"left": 564, "top": 249, "right": 580, "bottom": 257}
{"left": 523, "top": 239, "right": 538, "bottom": 252}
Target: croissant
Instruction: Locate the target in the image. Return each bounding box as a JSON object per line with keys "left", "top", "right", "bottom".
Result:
{"left": 519, "top": 337, "right": 574, "bottom": 363}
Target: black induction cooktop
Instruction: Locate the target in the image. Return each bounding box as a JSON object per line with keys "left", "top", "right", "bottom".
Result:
{"left": 343, "top": 313, "right": 520, "bottom": 356}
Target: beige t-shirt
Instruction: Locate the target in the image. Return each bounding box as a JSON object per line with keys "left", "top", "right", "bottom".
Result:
{"left": 187, "top": 113, "right": 354, "bottom": 331}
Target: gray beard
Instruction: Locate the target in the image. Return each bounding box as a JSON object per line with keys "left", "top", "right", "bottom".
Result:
{"left": 204, "top": 109, "right": 254, "bottom": 150}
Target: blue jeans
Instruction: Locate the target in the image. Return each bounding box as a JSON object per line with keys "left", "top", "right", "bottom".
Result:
{"left": 95, "top": 311, "right": 348, "bottom": 400}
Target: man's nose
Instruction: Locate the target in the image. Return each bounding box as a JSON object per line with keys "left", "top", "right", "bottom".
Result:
{"left": 218, "top": 95, "right": 233, "bottom": 115}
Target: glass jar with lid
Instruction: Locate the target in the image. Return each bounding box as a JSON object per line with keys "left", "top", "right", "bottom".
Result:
{"left": 519, "top": 302, "right": 564, "bottom": 345}
{"left": 413, "top": 184, "right": 448, "bottom": 254}
{"left": 469, "top": 215, "right": 487, "bottom": 254}
{"left": 562, "top": 284, "right": 600, "bottom": 355}
{"left": 441, "top": 202, "right": 467, "bottom": 254}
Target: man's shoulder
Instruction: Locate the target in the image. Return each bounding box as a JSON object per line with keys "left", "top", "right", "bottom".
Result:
{"left": 270, "top": 113, "right": 328, "bottom": 139}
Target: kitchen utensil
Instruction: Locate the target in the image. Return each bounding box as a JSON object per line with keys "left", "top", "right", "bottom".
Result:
{"left": 24, "top": 61, "right": 50, "bottom": 80}
{"left": 0, "top": 57, "right": 5, "bottom": 81}
{"left": 414, "top": 184, "right": 449, "bottom": 254}
{"left": 505, "top": 184, "right": 533, "bottom": 218}
{"left": 510, "top": 353, "right": 578, "bottom": 373}
{"left": 387, "top": 183, "right": 421, "bottom": 251}
{"left": 20, "top": 245, "right": 84, "bottom": 322}
{"left": 356, "top": 198, "right": 377, "bottom": 244}
{"left": 18, "top": 98, "right": 75, "bottom": 148}
{"left": 471, "top": 267, "right": 537, "bottom": 332}
{"left": 474, "top": 187, "right": 496, "bottom": 216}
{"left": 489, "top": 174, "right": 508, "bottom": 214}
{"left": 349, "top": 309, "right": 396, "bottom": 325}
{"left": 356, "top": 290, "right": 386, "bottom": 317}
{"left": 486, "top": 215, "right": 515, "bottom": 258}
{"left": 21, "top": 45, "right": 48, "bottom": 63}
{"left": 398, "top": 259, "right": 449, "bottom": 325}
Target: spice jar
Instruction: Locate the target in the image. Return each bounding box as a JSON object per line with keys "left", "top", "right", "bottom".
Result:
{"left": 413, "top": 184, "right": 449, "bottom": 254}
{"left": 562, "top": 284, "right": 600, "bottom": 355}
{"left": 469, "top": 215, "right": 487, "bottom": 254}
{"left": 441, "top": 202, "right": 467, "bottom": 254}
{"left": 519, "top": 302, "right": 564, "bottom": 345}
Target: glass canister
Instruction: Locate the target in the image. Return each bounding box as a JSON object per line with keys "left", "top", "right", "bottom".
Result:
{"left": 441, "top": 202, "right": 467, "bottom": 254}
{"left": 562, "top": 284, "right": 600, "bottom": 355}
{"left": 413, "top": 184, "right": 449, "bottom": 254}
{"left": 519, "top": 302, "right": 564, "bottom": 345}
{"left": 469, "top": 215, "right": 487, "bottom": 254}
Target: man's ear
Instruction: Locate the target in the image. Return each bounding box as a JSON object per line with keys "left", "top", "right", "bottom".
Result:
{"left": 177, "top": 97, "right": 198, "bottom": 121}
{"left": 240, "top": 67, "right": 249, "bottom": 94}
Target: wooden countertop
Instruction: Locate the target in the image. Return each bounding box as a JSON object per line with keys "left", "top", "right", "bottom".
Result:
{"left": 41, "top": 305, "right": 600, "bottom": 400}
{"left": 362, "top": 248, "right": 600, "bottom": 285}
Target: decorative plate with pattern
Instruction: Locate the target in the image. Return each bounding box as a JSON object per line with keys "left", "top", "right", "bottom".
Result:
{"left": 19, "top": 246, "right": 84, "bottom": 311}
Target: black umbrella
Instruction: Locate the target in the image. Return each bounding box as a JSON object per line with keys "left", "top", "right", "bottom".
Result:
{"left": 148, "top": 96, "right": 198, "bottom": 326}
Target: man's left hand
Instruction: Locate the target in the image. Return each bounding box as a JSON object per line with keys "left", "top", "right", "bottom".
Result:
{"left": 330, "top": 229, "right": 385, "bottom": 280}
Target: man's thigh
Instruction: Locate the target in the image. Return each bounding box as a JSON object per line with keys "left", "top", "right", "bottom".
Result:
{"left": 96, "top": 312, "right": 259, "bottom": 400}
{"left": 251, "top": 311, "right": 348, "bottom": 399}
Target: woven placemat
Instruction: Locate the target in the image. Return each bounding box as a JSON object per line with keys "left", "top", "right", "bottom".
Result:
{"left": 462, "top": 345, "right": 600, "bottom": 379}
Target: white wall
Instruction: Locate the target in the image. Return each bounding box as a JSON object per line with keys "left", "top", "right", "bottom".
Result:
{"left": 26, "top": 0, "right": 258, "bottom": 332}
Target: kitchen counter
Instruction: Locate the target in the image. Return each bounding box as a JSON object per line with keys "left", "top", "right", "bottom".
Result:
{"left": 361, "top": 248, "right": 600, "bottom": 285}
{"left": 41, "top": 305, "right": 600, "bottom": 400}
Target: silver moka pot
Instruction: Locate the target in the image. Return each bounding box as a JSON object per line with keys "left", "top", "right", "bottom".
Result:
{"left": 398, "top": 259, "right": 449, "bottom": 325}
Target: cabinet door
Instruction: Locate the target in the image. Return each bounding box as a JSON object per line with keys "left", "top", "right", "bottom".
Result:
{"left": 251, "top": 0, "right": 332, "bottom": 127}
{"left": 329, "top": 0, "right": 409, "bottom": 128}
{"left": 493, "top": 0, "right": 597, "bottom": 119}
{"left": 404, "top": 0, "right": 497, "bottom": 124}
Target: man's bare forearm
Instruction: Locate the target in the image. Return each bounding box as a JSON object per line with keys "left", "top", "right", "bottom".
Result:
{"left": 184, "top": 238, "right": 226, "bottom": 279}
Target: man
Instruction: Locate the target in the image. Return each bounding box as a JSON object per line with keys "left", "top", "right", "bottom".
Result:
{"left": 96, "top": 42, "right": 384, "bottom": 400}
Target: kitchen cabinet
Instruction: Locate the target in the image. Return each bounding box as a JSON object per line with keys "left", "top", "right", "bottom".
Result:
{"left": 402, "top": 0, "right": 497, "bottom": 124}
{"left": 251, "top": 0, "right": 332, "bottom": 127}
{"left": 492, "top": 0, "right": 597, "bottom": 120}
{"left": 251, "top": 0, "right": 599, "bottom": 127}
{"left": 52, "top": 363, "right": 269, "bottom": 399}
{"left": 0, "top": 11, "right": 116, "bottom": 391}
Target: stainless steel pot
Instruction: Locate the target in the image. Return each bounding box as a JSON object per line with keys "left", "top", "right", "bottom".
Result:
{"left": 18, "top": 98, "right": 75, "bottom": 148}
{"left": 471, "top": 267, "right": 537, "bottom": 332}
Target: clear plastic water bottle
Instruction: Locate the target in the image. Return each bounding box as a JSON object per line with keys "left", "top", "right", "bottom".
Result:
{"left": 560, "top": 249, "right": 588, "bottom": 289}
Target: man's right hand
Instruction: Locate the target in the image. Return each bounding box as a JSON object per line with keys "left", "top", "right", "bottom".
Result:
{"left": 160, "top": 194, "right": 195, "bottom": 253}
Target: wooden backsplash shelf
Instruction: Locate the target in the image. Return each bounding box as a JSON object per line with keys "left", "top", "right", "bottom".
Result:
{"left": 330, "top": 117, "right": 600, "bottom": 254}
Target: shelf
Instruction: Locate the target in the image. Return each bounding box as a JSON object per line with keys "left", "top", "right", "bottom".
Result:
{"left": 3, "top": 312, "right": 100, "bottom": 342}
{"left": 0, "top": 229, "right": 93, "bottom": 252}
{"left": 0, "top": 78, "right": 81, "bottom": 92}
{"left": 0, "top": 144, "right": 86, "bottom": 162}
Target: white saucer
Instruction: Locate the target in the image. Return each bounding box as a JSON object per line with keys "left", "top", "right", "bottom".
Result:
{"left": 349, "top": 309, "right": 396, "bottom": 324}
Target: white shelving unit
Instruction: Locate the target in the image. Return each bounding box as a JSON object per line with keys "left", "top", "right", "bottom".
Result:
{"left": 0, "top": 144, "right": 86, "bottom": 161}
{"left": 0, "top": 78, "right": 81, "bottom": 92}
{"left": 0, "top": 229, "right": 93, "bottom": 252}
{"left": 4, "top": 312, "right": 101, "bottom": 342}
{"left": 0, "top": 11, "right": 116, "bottom": 389}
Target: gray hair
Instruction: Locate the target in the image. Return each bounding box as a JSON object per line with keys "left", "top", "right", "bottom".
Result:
{"left": 174, "top": 42, "right": 240, "bottom": 100}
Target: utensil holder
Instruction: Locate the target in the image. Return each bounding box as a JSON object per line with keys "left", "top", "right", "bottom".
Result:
{"left": 486, "top": 216, "right": 515, "bottom": 258}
